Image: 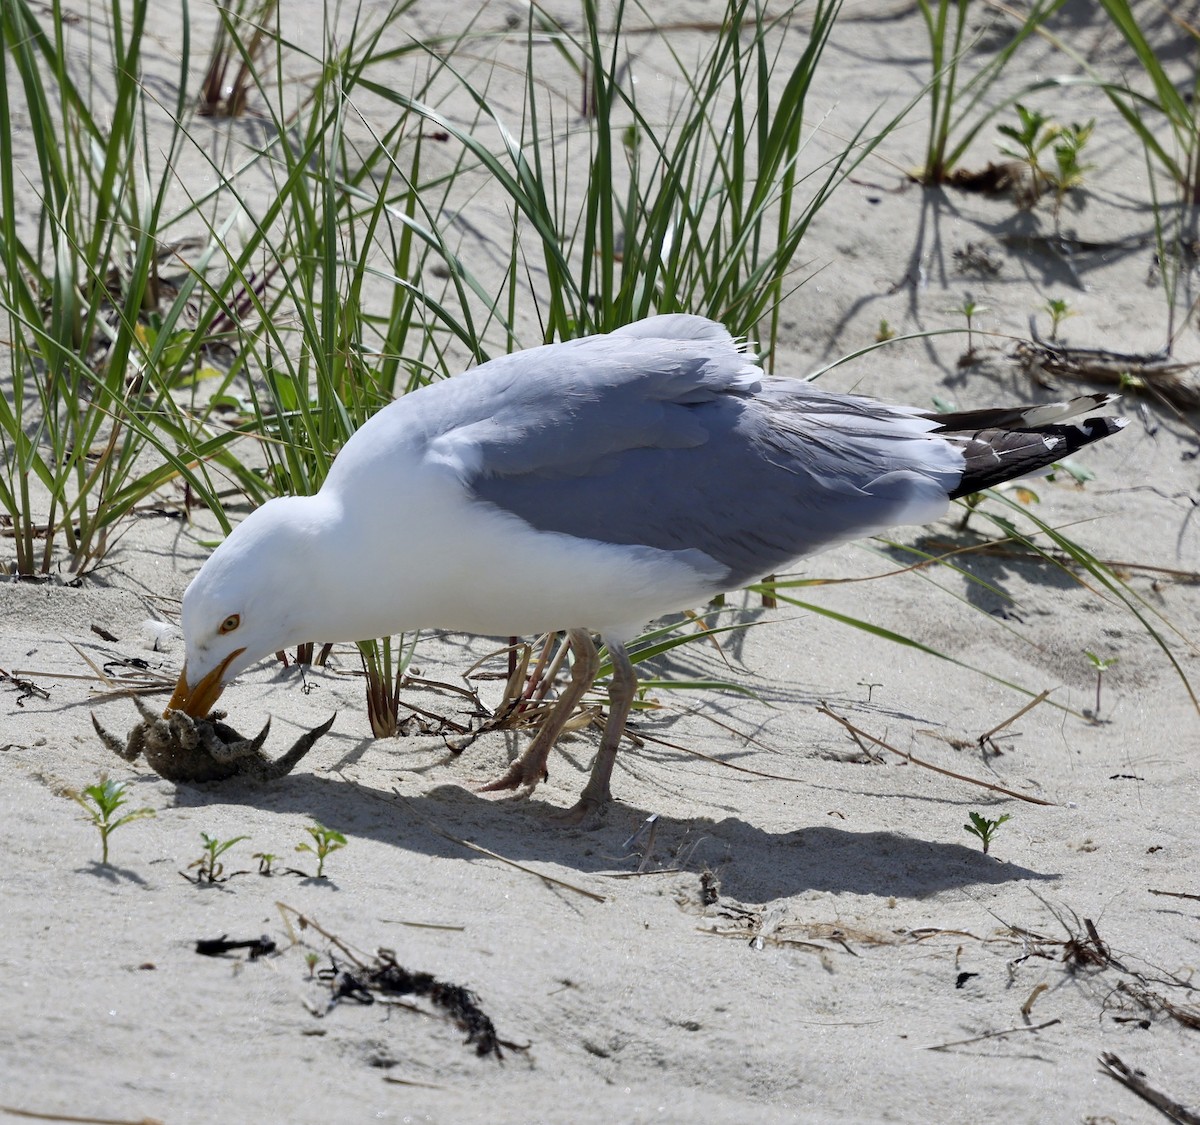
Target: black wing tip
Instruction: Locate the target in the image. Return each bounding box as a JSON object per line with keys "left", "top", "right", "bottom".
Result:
{"left": 925, "top": 393, "right": 1126, "bottom": 435}
{"left": 946, "top": 409, "right": 1127, "bottom": 499}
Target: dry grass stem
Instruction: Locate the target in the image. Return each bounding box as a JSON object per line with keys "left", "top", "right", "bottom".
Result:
{"left": 1017, "top": 322, "right": 1200, "bottom": 409}
{"left": 379, "top": 920, "right": 467, "bottom": 932}
{"left": 1099, "top": 1052, "right": 1200, "bottom": 1125}
{"left": 1020, "top": 981, "right": 1050, "bottom": 1018}
{"left": 0, "top": 1108, "right": 163, "bottom": 1125}
{"left": 817, "top": 704, "right": 1057, "bottom": 805}
{"left": 428, "top": 829, "right": 608, "bottom": 905}
{"left": 276, "top": 903, "right": 371, "bottom": 969}
{"left": 633, "top": 730, "right": 818, "bottom": 784}
{"left": 923, "top": 1017, "right": 1061, "bottom": 1051}
{"left": 978, "top": 690, "right": 1052, "bottom": 750}
{"left": 63, "top": 640, "right": 176, "bottom": 697}
{"left": 1116, "top": 982, "right": 1200, "bottom": 1031}
{"left": 1148, "top": 888, "right": 1200, "bottom": 902}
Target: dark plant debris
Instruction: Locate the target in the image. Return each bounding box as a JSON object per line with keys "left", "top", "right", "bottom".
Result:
{"left": 1099, "top": 1052, "right": 1200, "bottom": 1125}
{"left": 1, "top": 667, "right": 50, "bottom": 706}
{"left": 1014, "top": 318, "right": 1200, "bottom": 409}
{"left": 320, "top": 949, "right": 525, "bottom": 1061}
{"left": 196, "top": 934, "right": 277, "bottom": 959}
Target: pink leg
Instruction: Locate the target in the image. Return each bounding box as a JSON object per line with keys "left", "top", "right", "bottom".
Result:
{"left": 478, "top": 629, "right": 600, "bottom": 795}
{"left": 554, "top": 639, "right": 636, "bottom": 825}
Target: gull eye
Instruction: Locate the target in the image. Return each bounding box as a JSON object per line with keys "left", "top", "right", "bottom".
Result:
{"left": 218, "top": 614, "right": 241, "bottom": 635}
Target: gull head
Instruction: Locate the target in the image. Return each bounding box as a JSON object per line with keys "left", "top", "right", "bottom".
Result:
{"left": 167, "top": 496, "right": 335, "bottom": 717}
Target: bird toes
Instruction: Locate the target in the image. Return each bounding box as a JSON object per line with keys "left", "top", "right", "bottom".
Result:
{"left": 477, "top": 759, "right": 548, "bottom": 796}
{"left": 550, "top": 791, "right": 609, "bottom": 828}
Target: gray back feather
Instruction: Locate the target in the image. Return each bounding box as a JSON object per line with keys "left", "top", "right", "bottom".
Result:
{"left": 453, "top": 318, "right": 960, "bottom": 586}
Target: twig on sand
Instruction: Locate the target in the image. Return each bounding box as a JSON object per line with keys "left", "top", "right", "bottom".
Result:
{"left": 817, "top": 704, "right": 1056, "bottom": 805}
{"left": 277, "top": 902, "right": 372, "bottom": 969}
{"left": 1098, "top": 1052, "right": 1200, "bottom": 1125}
{"left": 923, "top": 1017, "right": 1061, "bottom": 1051}
{"left": 1116, "top": 982, "right": 1200, "bottom": 1032}
{"left": 634, "top": 729, "right": 825, "bottom": 782}
{"left": 0, "top": 1107, "right": 163, "bottom": 1125}
{"left": 977, "top": 690, "right": 1051, "bottom": 753}
{"left": 428, "top": 827, "right": 609, "bottom": 904}
{"left": 1148, "top": 888, "right": 1200, "bottom": 903}
{"left": 1016, "top": 319, "right": 1200, "bottom": 410}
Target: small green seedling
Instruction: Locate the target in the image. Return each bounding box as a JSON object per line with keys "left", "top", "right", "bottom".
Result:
{"left": 964, "top": 811, "right": 1011, "bottom": 855}
{"left": 1085, "top": 651, "right": 1118, "bottom": 719}
{"left": 253, "top": 851, "right": 278, "bottom": 876}
{"left": 1049, "top": 119, "right": 1094, "bottom": 199}
{"left": 875, "top": 318, "right": 896, "bottom": 342}
{"left": 998, "top": 103, "right": 1054, "bottom": 196}
{"left": 296, "top": 820, "right": 347, "bottom": 879}
{"left": 304, "top": 952, "right": 320, "bottom": 979}
{"left": 997, "top": 105, "right": 1094, "bottom": 205}
{"left": 1046, "top": 458, "right": 1095, "bottom": 487}
{"left": 187, "top": 832, "right": 250, "bottom": 884}
{"left": 950, "top": 297, "right": 987, "bottom": 362}
{"left": 68, "top": 776, "right": 155, "bottom": 865}
{"left": 1117, "top": 370, "right": 1146, "bottom": 395}
{"left": 1043, "top": 297, "right": 1076, "bottom": 339}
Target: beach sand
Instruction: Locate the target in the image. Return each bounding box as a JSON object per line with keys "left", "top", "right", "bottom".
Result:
{"left": 2, "top": 2, "right": 1198, "bottom": 1122}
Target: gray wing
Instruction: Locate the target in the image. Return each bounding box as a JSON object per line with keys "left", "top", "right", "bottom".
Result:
{"left": 444, "top": 318, "right": 961, "bottom": 587}
{"left": 423, "top": 315, "right": 761, "bottom": 479}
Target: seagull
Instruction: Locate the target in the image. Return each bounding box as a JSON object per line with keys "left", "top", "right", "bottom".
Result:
{"left": 168, "top": 314, "right": 1126, "bottom": 818}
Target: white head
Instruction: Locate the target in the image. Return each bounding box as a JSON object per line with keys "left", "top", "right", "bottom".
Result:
{"left": 167, "top": 496, "right": 334, "bottom": 717}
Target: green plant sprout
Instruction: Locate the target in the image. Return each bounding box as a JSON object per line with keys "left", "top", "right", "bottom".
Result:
{"left": 964, "top": 811, "right": 1011, "bottom": 855}
{"left": 1085, "top": 651, "right": 1119, "bottom": 719}
{"left": 1043, "top": 298, "right": 1076, "bottom": 339}
{"left": 914, "top": 0, "right": 1067, "bottom": 184}
{"left": 876, "top": 318, "right": 897, "bottom": 343}
{"left": 253, "top": 851, "right": 278, "bottom": 876}
{"left": 296, "top": 821, "right": 347, "bottom": 879}
{"left": 1046, "top": 459, "right": 1095, "bottom": 487}
{"left": 950, "top": 297, "right": 987, "bottom": 362}
{"left": 68, "top": 777, "right": 155, "bottom": 865}
{"left": 997, "top": 105, "right": 1093, "bottom": 204}
{"left": 188, "top": 832, "right": 250, "bottom": 884}
{"left": 1050, "top": 120, "right": 1095, "bottom": 199}
{"left": 997, "top": 103, "right": 1054, "bottom": 185}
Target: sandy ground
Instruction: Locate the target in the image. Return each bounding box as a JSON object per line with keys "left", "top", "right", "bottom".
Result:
{"left": 2, "top": 2, "right": 1199, "bottom": 1123}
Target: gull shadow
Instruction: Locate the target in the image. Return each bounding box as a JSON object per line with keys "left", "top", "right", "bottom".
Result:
{"left": 157, "top": 767, "right": 1056, "bottom": 905}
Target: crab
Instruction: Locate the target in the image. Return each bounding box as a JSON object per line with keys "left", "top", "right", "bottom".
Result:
{"left": 91, "top": 695, "right": 335, "bottom": 783}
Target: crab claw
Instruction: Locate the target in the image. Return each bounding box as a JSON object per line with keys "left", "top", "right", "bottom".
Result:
{"left": 246, "top": 717, "right": 272, "bottom": 754}
{"left": 91, "top": 711, "right": 132, "bottom": 759}
{"left": 131, "top": 694, "right": 160, "bottom": 725}
{"left": 241, "top": 713, "right": 336, "bottom": 782}
{"left": 268, "top": 713, "right": 336, "bottom": 775}
{"left": 203, "top": 716, "right": 271, "bottom": 764}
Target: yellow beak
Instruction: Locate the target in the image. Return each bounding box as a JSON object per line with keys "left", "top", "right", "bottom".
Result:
{"left": 165, "top": 648, "right": 245, "bottom": 718}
